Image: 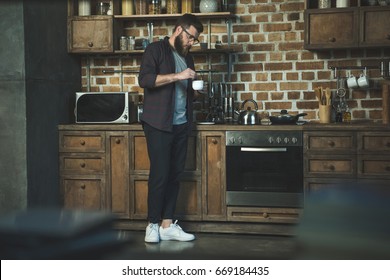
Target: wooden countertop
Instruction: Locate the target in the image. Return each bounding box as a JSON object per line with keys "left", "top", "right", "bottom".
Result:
{"left": 59, "top": 121, "right": 390, "bottom": 131}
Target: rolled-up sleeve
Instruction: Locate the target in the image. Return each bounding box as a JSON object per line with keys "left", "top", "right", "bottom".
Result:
{"left": 138, "top": 45, "right": 158, "bottom": 89}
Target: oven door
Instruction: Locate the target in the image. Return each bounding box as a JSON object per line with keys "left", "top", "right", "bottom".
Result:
{"left": 226, "top": 146, "right": 303, "bottom": 207}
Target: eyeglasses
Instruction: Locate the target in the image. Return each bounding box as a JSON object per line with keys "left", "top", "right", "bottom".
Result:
{"left": 181, "top": 27, "right": 199, "bottom": 45}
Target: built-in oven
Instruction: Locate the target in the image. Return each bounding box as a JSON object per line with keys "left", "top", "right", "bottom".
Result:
{"left": 226, "top": 130, "right": 304, "bottom": 208}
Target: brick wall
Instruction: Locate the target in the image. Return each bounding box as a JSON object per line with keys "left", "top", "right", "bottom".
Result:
{"left": 81, "top": 0, "right": 390, "bottom": 122}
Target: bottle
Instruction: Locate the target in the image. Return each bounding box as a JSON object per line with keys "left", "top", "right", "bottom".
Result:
{"left": 122, "top": 0, "right": 134, "bottom": 15}
{"left": 181, "top": 0, "right": 193, "bottom": 13}
{"left": 166, "top": 0, "right": 179, "bottom": 14}
{"left": 343, "top": 106, "right": 351, "bottom": 123}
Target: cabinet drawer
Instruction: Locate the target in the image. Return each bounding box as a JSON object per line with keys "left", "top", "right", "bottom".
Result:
{"left": 358, "top": 133, "right": 390, "bottom": 153}
{"left": 59, "top": 132, "right": 105, "bottom": 152}
{"left": 358, "top": 156, "right": 390, "bottom": 179}
{"left": 227, "top": 207, "right": 301, "bottom": 224}
{"left": 60, "top": 155, "right": 105, "bottom": 174}
{"left": 305, "top": 155, "right": 356, "bottom": 178}
{"left": 304, "top": 132, "right": 355, "bottom": 153}
{"left": 61, "top": 177, "right": 105, "bottom": 210}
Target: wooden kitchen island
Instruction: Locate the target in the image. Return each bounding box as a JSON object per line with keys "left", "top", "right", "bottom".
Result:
{"left": 58, "top": 122, "right": 390, "bottom": 235}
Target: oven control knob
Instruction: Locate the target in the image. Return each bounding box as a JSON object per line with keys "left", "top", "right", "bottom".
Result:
{"left": 229, "top": 137, "right": 235, "bottom": 145}
{"left": 276, "top": 137, "right": 282, "bottom": 143}
{"left": 268, "top": 137, "right": 274, "bottom": 144}
{"left": 284, "top": 137, "right": 290, "bottom": 144}
{"left": 291, "top": 137, "right": 298, "bottom": 144}
{"left": 238, "top": 137, "right": 243, "bottom": 145}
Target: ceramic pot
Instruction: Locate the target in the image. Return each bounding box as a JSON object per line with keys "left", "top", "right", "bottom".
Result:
{"left": 199, "top": 0, "right": 218, "bottom": 13}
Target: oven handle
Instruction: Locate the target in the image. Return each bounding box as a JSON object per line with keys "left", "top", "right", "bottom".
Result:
{"left": 241, "top": 147, "right": 287, "bottom": 152}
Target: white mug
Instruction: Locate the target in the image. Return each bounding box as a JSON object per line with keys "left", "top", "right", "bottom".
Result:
{"left": 357, "top": 73, "right": 369, "bottom": 88}
{"left": 192, "top": 80, "right": 204, "bottom": 91}
{"left": 347, "top": 75, "right": 358, "bottom": 89}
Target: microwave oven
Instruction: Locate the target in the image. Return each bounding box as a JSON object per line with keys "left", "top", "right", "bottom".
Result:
{"left": 75, "top": 92, "right": 140, "bottom": 123}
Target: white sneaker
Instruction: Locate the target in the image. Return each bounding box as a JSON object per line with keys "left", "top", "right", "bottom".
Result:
{"left": 159, "top": 220, "right": 195, "bottom": 241}
{"left": 145, "top": 223, "right": 160, "bottom": 243}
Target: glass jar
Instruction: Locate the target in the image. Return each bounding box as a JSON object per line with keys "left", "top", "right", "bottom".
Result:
{"left": 78, "top": 0, "right": 91, "bottom": 16}
{"left": 318, "top": 0, "right": 331, "bottom": 8}
{"left": 120, "top": 36, "right": 128, "bottom": 51}
{"left": 96, "top": 2, "right": 110, "bottom": 15}
{"left": 166, "top": 0, "right": 179, "bottom": 14}
{"left": 149, "top": 0, "right": 161, "bottom": 14}
{"left": 181, "top": 0, "right": 193, "bottom": 13}
{"left": 135, "top": 0, "right": 148, "bottom": 15}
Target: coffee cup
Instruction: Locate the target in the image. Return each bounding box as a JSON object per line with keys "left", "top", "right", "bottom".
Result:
{"left": 192, "top": 80, "right": 204, "bottom": 91}
{"left": 347, "top": 75, "right": 358, "bottom": 89}
{"left": 357, "top": 73, "right": 369, "bottom": 88}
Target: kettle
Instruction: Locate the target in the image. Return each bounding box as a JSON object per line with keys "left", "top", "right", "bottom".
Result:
{"left": 236, "top": 99, "right": 260, "bottom": 125}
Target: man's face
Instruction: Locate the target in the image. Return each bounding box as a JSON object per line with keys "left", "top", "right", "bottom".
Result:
{"left": 174, "top": 26, "right": 199, "bottom": 56}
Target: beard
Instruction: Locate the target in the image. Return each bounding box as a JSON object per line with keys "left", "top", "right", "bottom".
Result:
{"left": 174, "top": 32, "right": 190, "bottom": 57}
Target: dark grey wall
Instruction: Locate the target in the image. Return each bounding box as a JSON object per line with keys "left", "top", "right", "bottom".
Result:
{"left": 0, "top": 0, "right": 81, "bottom": 215}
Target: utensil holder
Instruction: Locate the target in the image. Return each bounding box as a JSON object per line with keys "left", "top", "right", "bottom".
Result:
{"left": 319, "top": 105, "right": 331, "bottom": 123}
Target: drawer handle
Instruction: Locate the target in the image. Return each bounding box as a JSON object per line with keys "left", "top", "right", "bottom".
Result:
{"left": 88, "top": 41, "right": 93, "bottom": 47}
{"left": 80, "top": 162, "right": 86, "bottom": 168}
{"left": 80, "top": 184, "right": 86, "bottom": 189}
{"left": 328, "top": 165, "right": 335, "bottom": 171}
{"left": 328, "top": 37, "right": 336, "bottom": 43}
{"left": 80, "top": 140, "right": 86, "bottom": 146}
{"left": 115, "top": 138, "right": 121, "bottom": 144}
{"left": 263, "top": 212, "right": 268, "bottom": 218}
{"left": 386, "top": 166, "right": 390, "bottom": 172}
{"left": 211, "top": 138, "right": 218, "bottom": 144}
{"left": 328, "top": 140, "right": 335, "bottom": 147}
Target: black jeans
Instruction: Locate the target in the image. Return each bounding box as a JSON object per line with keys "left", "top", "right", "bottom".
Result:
{"left": 143, "top": 122, "right": 189, "bottom": 224}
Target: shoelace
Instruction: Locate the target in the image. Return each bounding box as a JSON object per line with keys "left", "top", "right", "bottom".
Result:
{"left": 172, "top": 220, "right": 183, "bottom": 230}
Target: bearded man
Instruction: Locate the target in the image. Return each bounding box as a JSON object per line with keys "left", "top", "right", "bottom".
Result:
{"left": 138, "top": 14, "right": 203, "bottom": 243}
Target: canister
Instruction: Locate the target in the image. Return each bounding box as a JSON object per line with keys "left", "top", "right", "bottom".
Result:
{"left": 120, "top": 36, "right": 128, "bottom": 51}
{"left": 181, "top": 0, "right": 193, "bottom": 13}
{"left": 128, "top": 36, "right": 135, "bottom": 50}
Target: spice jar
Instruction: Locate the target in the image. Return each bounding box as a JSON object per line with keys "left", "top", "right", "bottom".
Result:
{"left": 149, "top": 0, "right": 161, "bottom": 14}
{"left": 166, "top": 0, "right": 179, "bottom": 14}
{"left": 120, "top": 36, "right": 128, "bottom": 51}
{"left": 96, "top": 2, "right": 110, "bottom": 15}
{"left": 135, "top": 0, "right": 148, "bottom": 15}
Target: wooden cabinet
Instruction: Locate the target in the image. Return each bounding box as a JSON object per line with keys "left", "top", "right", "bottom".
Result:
{"left": 59, "top": 131, "right": 106, "bottom": 210}
{"left": 304, "top": 129, "right": 390, "bottom": 194}
{"left": 304, "top": 131, "right": 357, "bottom": 192}
{"left": 129, "top": 131, "right": 202, "bottom": 221}
{"left": 359, "top": 7, "right": 390, "bottom": 48}
{"left": 358, "top": 132, "right": 390, "bottom": 179}
{"left": 201, "top": 131, "right": 226, "bottom": 221}
{"left": 304, "top": 2, "right": 390, "bottom": 50}
{"left": 67, "top": 16, "right": 114, "bottom": 53}
{"left": 304, "top": 9, "right": 358, "bottom": 50}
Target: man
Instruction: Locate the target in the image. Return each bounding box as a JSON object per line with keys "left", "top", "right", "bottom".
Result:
{"left": 138, "top": 14, "right": 203, "bottom": 243}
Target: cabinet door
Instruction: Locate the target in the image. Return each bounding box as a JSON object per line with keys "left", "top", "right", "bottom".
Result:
{"left": 107, "top": 132, "right": 130, "bottom": 218}
{"left": 201, "top": 132, "right": 226, "bottom": 221}
{"left": 62, "top": 177, "right": 106, "bottom": 210}
{"left": 67, "top": 16, "right": 113, "bottom": 53}
{"left": 360, "top": 7, "right": 390, "bottom": 47}
{"left": 304, "top": 9, "right": 358, "bottom": 50}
